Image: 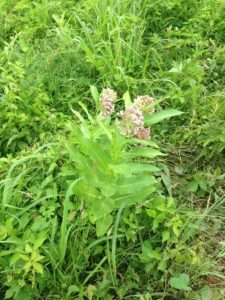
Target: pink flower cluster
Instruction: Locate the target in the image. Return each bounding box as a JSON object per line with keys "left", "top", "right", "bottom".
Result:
{"left": 117, "top": 105, "right": 144, "bottom": 137}
{"left": 99, "top": 88, "right": 155, "bottom": 140}
{"left": 136, "top": 127, "right": 151, "bottom": 140}
{"left": 99, "top": 88, "right": 117, "bottom": 118}
{"left": 134, "top": 95, "right": 155, "bottom": 114}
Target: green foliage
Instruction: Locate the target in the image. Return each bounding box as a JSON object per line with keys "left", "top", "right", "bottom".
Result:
{"left": 169, "top": 274, "right": 191, "bottom": 291}
{"left": 0, "top": 99, "right": 205, "bottom": 299}
{"left": 66, "top": 117, "right": 160, "bottom": 236}
{"left": 145, "top": 109, "right": 183, "bottom": 125}
{"left": 1, "top": 0, "right": 225, "bottom": 299}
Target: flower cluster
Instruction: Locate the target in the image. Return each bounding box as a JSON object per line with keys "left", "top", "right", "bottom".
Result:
{"left": 99, "top": 88, "right": 117, "bottom": 118}
{"left": 99, "top": 88, "right": 155, "bottom": 140}
{"left": 136, "top": 127, "right": 151, "bottom": 140}
{"left": 117, "top": 105, "right": 144, "bottom": 137}
{"left": 134, "top": 95, "right": 155, "bottom": 114}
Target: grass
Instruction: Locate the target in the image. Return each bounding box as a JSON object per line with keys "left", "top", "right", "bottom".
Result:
{"left": 0, "top": 0, "right": 225, "bottom": 299}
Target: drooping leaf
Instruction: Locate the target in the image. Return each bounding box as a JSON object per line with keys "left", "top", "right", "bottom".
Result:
{"left": 145, "top": 109, "right": 183, "bottom": 125}
{"left": 111, "top": 163, "right": 160, "bottom": 176}
{"left": 127, "top": 138, "right": 159, "bottom": 148}
{"left": 125, "top": 147, "right": 164, "bottom": 159}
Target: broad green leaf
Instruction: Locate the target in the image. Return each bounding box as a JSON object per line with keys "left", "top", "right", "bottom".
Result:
{"left": 5, "top": 285, "right": 18, "bottom": 299}
{"left": 31, "top": 251, "right": 44, "bottom": 262}
{"left": 33, "top": 262, "right": 44, "bottom": 274}
{"left": 123, "top": 91, "right": 132, "bottom": 109}
{"left": 161, "top": 173, "right": 172, "bottom": 196}
{"left": 16, "top": 287, "right": 32, "bottom": 300}
{"left": 10, "top": 253, "right": 21, "bottom": 266}
{"left": 52, "top": 14, "right": 63, "bottom": 26}
{"left": 67, "top": 285, "right": 80, "bottom": 296}
{"left": 96, "top": 214, "right": 113, "bottom": 237}
{"left": 145, "top": 109, "right": 183, "bottom": 125}
{"left": 125, "top": 147, "right": 164, "bottom": 159}
{"left": 199, "top": 286, "right": 213, "bottom": 300}
{"left": 140, "top": 240, "right": 161, "bottom": 262}
{"left": 23, "top": 261, "right": 32, "bottom": 270}
{"left": 100, "top": 182, "right": 117, "bottom": 197}
{"left": 114, "top": 186, "right": 156, "bottom": 206}
{"left": 146, "top": 209, "right": 157, "bottom": 218}
{"left": 18, "top": 279, "right": 25, "bottom": 287}
{"left": 33, "top": 233, "right": 47, "bottom": 250}
{"left": 95, "top": 118, "right": 113, "bottom": 140}
{"left": 88, "top": 197, "right": 115, "bottom": 222}
{"left": 141, "top": 240, "right": 152, "bottom": 253}
{"left": 66, "top": 146, "right": 91, "bottom": 174}
{"left": 162, "top": 231, "right": 170, "bottom": 242}
{"left": 155, "top": 212, "right": 166, "bottom": 222}
{"left": 82, "top": 139, "right": 110, "bottom": 172}
{"left": 31, "top": 217, "right": 50, "bottom": 232}
{"left": 0, "top": 250, "right": 14, "bottom": 257}
{"left": 20, "top": 254, "right": 30, "bottom": 261}
{"left": 187, "top": 181, "right": 198, "bottom": 192}
{"left": 68, "top": 124, "right": 84, "bottom": 141}
{"left": 116, "top": 175, "right": 157, "bottom": 195}
{"left": 111, "top": 163, "right": 160, "bottom": 176}
{"left": 127, "top": 138, "right": 159, "bottom": 148}
{"left": 153, "top": 218, "right": 159, "bottom": 229}
{"left": 199, "top": 180, "right": 207, "bottom": 191}
{"left": 90, "top": 85, "right": 99, "bottom": 109}
{"left": 2, "top": 237, "right": 24, "bottom": 245}
{"left": 169, "top": 274, "right": 191, "bottom": 291}
{"left": 167, "top": 197, "right": 175, "bottom": 208}
{"left": 87, "top": 285, "right": 97, "bottom": 299}
{"left": 173, "top": 225, "right": 180, "bottom": 237}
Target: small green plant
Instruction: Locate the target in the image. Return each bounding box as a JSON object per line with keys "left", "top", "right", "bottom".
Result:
{"left": 66, "top": 87, "right": 182, "bottom": 238}
{"left": 1, "top": 0, "right": 225, "bottom": 298}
